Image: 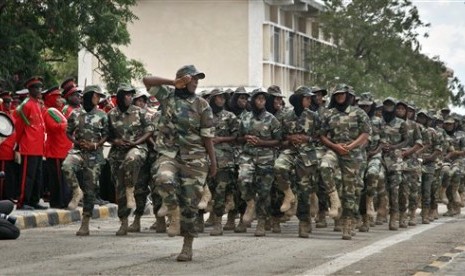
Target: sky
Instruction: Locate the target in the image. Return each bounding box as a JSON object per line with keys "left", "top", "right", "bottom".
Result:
{"left": 413, "top": 0, "right": 465, "bottom": 114}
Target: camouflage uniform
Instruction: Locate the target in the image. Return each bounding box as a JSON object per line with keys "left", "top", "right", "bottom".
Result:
{"left": 209, "top": 97, "right": 239, "bottom": 218}
{"left": 380, "top": 99, "right": 408, "bottom": 227}
{"left": 148, "top": 84, "right": 214, "bottom": 237}
{"left": 108, "top": 103, "right": 154, "bottom": 219}
{"left": 400, "top": 116, "right": 423, "bottom": 222}
{"left": 238, "top": 102, "right": 281, "bottom": 221}
{"left": 274, "top": 92, "right": 320, "bottom": 227}
{"left": 416, "top": 111, "right": 441, "bottom": 220}
{"left": 62, "top": 101, "right": 108, "bottom": 217}
{"left": 320, "top": 103, "right": 371, "bottom": 219}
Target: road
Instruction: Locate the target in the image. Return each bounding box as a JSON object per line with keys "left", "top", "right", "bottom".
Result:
{"left": 1, "top": 210, "right": 464, "bottom": 275}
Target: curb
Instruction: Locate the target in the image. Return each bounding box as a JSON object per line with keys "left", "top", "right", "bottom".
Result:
{"left": 13, "top": 204, "right": 118, "bottom": 230}
{"left": 413, "top": 243, "right": 465, "bottom": 276}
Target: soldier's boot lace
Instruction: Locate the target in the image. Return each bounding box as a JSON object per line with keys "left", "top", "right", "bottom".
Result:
{"left": 342, "top": 217, "right": 352, "bottom": 240}
{"left": 389, "top": 212, "right": 399, "bottom": 231}
{"left": 359, "top": 214, "right": 369, "bottom": 232}
{"left": 210, "top": 214, "right": 223, "bottom": 236}
{"left": 399, "top": 212, "right": 408, "bottom": 228}
{"left": 298, "top": 220, "right": 310, "bottom": 238}
{"left": 254, "top": 218, "right": 266, "bottom": 237}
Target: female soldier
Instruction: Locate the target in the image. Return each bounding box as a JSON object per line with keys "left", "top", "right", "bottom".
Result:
{"left": 319, "top": 84, "right": 371, "bottom": 240}
{"left": 107, "top": 84, "right": 154, "bottom": 236}
{"left": 143, "top": 65, "right": 217, "bottom": 262}
{"left": 62, "top": 85, "right": 108, "bottom": 236}
{"left": 274, "top": 86, "right": 320, "bottom": 238}
{"left": 237, "top": 88, "right": 281, "bottom": 237}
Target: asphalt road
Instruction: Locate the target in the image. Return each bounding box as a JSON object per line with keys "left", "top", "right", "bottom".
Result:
{"left": 1, "top": 209, "right": 464, "bottom": 275}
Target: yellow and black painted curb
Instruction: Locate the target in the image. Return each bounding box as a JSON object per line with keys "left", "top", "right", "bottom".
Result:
{"left": 14, "top": 204, "right": 118, "bottom": 230}
{"left": 413, "top": 243, "right": 465, "bottom": 276}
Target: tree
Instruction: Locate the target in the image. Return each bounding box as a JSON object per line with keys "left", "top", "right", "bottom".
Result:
{"left": 0, "top": 0, "right": 146, "bottom": 92}
{"left": 309, "top": 0, "right": 464, "bottom": 108}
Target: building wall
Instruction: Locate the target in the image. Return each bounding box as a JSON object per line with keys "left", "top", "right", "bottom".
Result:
{"left": 121, "top": 0, "right": 253, "bottom": 88}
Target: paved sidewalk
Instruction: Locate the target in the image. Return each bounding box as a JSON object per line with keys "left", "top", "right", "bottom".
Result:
{"left": 11, "top": 203, "right": 118, "bottom": 229}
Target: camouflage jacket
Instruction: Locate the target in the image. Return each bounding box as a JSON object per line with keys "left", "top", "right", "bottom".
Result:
{"left": 213, "top": 109, "right": 239, "bottom": 168}
{"left": 239, "top": 110, "right": 281, "bottom": 159}
{"left": 418, "top": 124, "right": 441, "bottom": 164}
{"left": 366, "top": 115, "right": 384, "bottom": 157}
{"left": 380, "top": 117, "right": 408, "bottom": 170}
{"left": 443, "top": 130, "right": 465, "bottom": 164}
{"left": 320, "top": 105, "right": 372, "bottom": 157}
{"left": 66, "top": 107, "right": 109, "bottom": 153}
{"left": 149, "top": 85, "right": 215, "bottom": 160}
{"left": 108, "top": 104, "right": 154, "bottom": 151}
{"left": 281, "top": 108, "right": 320, "bottom": 166}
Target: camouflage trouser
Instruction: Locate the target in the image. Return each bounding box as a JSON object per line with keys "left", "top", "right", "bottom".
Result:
{"left": 385, "top": 170, "right": 402, "bottom": 214}
{"left": 421, "top": 163, "right": 436, "bottom": 209}
{"left": 108, "top": 147, "right": 147, "bottom": 218}
{"left": 376, "top": 166, "right": 387, "bottom": 210}
{"left": 364, "top": 154, "right": 382, "bottom": 197}
{"left": 62, "top": 151, "right": 103, "bottom": 217}
{"left": 445, "top": 162, "right": 462, "bottom": 204}
{"left": 315, "top": 147, "right": 329, "bottom": 215}
{"left": 208, "top": 166, "right": 235, "bottom": 217}
{"left": 321, "top": 150, "right": 360, "bottom": 218}
{"left": 238, "top": 154, "right": 274, "bottom": 220}
{"left": 152, "top": 154, "right": 208, "bottom": 237}
{"left": 399, "top": 156, "right": 421, "bottom": 213}
{"left": 133, "top": 150, "right": 158, "bottom": 216}
{"left": 274, "top": 151, "right": 317, "bottom": 221}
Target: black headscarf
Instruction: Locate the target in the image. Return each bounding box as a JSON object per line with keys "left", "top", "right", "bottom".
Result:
{"left": 174, "top": 88, "right": 192, "bottom": 100}
{"left": 265, "top": 95, "right": 278, "bottom": 115}
{"left": 250, "top": 92, "right": 266, "bottom": 118}
{"left": 229, "top": 93, "right": 249, "bottom": 116}
{"left": 309, "top": 95, "right": 320, "bottom": 112}
{"left": 289, "top": 94, "right": 304, "bottom": 117}
{"left": 209, "top": 95, "right": 223, "bottom": 115}
{"left": 83, "top": 92, "right": 95, "bottom": 113}
{"left": 116, "top": 90, "right": 131, "bottom": 113}
{"left": 328, "top": 92, "right": 350, "bottom": 113}
{"left": 382, "top": 109, "right": 396, "bottom": 123}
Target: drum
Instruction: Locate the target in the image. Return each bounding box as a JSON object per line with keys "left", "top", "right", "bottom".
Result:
{"left": 0, "top": 112, "right": 14, "bottom": 137}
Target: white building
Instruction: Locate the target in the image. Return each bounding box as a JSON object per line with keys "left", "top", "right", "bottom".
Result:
{"left": 79, "top": 0, "right": 331, "bottom": 96}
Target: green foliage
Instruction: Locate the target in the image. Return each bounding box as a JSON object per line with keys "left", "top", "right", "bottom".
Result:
{"left": 309, "top": 0, "right": 464, "bottom": 108}
{"left": 0, "top": 0, "right": 146, "bottom": 92}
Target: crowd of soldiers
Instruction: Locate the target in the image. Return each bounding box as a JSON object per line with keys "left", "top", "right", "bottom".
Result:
{"left": 1, "top": 64, "right": 465, "bottom": 260}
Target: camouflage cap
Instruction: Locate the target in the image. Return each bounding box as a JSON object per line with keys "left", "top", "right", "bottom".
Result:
{"left": 209, "top": 88, "right": 226, "bottom": 98}
{"left": 396, "top": 99, "right": 409, "bottom": 108}
{"left": 358, "top": 92, "right": 374, "bottom": 106}
{"left": 294, "top": 86, "right": 313, "bottom": 97}
{"left": 407, "top": 101, "right": 416, "bottom": 110}
{"left": 267, "top": 85, "right": 286, "bottom": 98}
{"left": 224, "top": 88, "right": 234, "bottom": 94}
{"left": 133, "top": 89, "right": 150, "bottom": 100}
{"left": 234, "top": 86, "right": 249, "bottom": 96}
{"left": 83, "top": 85, "right": 106, "bottom": 97}
{"left": 311, "top": 86, "right": 327, "bottom": 96}
{"left": 416, "top": 109, "right": 429, "bottom": 118}
{"left": 251, "top": 88, "right": 268, "bottom": 98}
{"left": 333, "top": 83, "right": 350, "bottom": 94}
{"left": 175, "top": 65, "right": 205, "bottom": 80}
{"left": 444, "top": 116, "right": 455, "bottom": 124}
{"left": 199, "top": 89, "right": 212, "bottom": 98}
{"left": 383, "top": 97, "right": 397, "bottom": 105}
{"left": 117, "top": 83, "right": 136, "bottom": 94}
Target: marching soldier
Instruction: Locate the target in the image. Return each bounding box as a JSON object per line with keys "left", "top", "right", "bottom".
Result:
{"left": 62, "top": 85, "right": 108, "bottom": 235}
{"left": 107, "top": 84, "right": 154, "bottom": 236}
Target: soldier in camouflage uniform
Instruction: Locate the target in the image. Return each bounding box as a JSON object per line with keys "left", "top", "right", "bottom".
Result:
{"left": 107, "top": 84, "right": 154, "bottom": 236}
{"left": 319, "top": 84, "right": 371, "bottom": 240}
{"left": 357, "top": 92, "right": 385, "bottom": 232}
{"left": 62, "top": 85, "right": 108, "bottom": 236}
{"left": 379, "top": 97, "right": 408, "bottom": 230}
{"left": 440, "top": 116, "right": 465, "bottom": 217}
{"left": 227, "top": 87, "right": 250, "bottom": 232}
{"left": 237, "top": 88, "right": 281, "bottom": 236}
{"left": 143, "top": 65, "right": 217, "bottom": 262}
{"left": 274, "top": 86, "right": 320, "bottom": 238}
{"left": 395, "top": 101, "right": 422, "bottom": 228}
{"left": 207, "top": 88, "right": 239, "bottom": 236}
{"left": 128, "top": 90, "right": 162, "bottom": 232}
{"left": 416, "top": 110, "right": 442, "bottom": 223}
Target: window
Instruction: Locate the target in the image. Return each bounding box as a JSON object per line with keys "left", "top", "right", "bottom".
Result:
{"left": 274, "top": 28, "right": 280, "bottom": 62}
